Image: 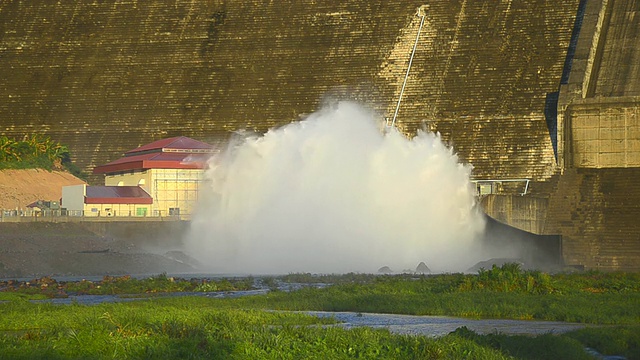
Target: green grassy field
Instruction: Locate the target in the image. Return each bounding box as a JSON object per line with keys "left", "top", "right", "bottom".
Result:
{"left": 0, "top": 265, "right": 638, "bottom": 359}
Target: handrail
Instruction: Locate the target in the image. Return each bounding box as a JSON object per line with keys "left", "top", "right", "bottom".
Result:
{"left": 387, "top": 6, "right": 427, "bottom": 128}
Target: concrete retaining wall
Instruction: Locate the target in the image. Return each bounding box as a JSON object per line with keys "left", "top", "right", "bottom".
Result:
{"left": 480, "top": 195, "right": 548, "bottom": 235}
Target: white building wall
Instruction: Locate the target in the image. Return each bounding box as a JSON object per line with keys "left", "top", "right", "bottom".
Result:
{"left": 81, "top": 203, "right": 150, "bottom": 217}
{"left": 61, "top": 184, "right": 86, "bottom": 211}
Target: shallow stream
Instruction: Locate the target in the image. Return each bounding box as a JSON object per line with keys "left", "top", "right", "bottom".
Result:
{"left": 24, "top": 287, "right": 625, "bottom": 359}
{"left": 31, "top": 287, "right": 590, "bottom": 337}
{"left": 305, "top": 311, "right": 589, "bottom": 337}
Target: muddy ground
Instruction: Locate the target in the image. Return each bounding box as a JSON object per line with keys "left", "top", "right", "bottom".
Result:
{"left": 0, "top": 221, "right": 201, "bottom": 279}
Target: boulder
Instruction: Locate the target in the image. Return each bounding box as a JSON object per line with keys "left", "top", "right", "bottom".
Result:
{"left": 415, "top": 262, "right": 431, "bottom": 274}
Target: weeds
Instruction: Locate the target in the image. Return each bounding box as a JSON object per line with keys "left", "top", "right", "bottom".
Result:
{"left": 0, "top": 274, "right": 254, "bottom": 298}
{"left": 0, "top": 300, "right": 511, "bottom": 359}
{"left": 215, "top": 265, "right": 640, "bottom": 325}
{"left": 564, "top": 325, "right": 640, "bottom": 359}
{"left": 450, "top": 326, "right": 594, "bottom": 360}
{"left": 458, "top": 263, "right": 556, "bottom": 294}
{"left": 0, "top": 266, "right": 638, "bottom": 358}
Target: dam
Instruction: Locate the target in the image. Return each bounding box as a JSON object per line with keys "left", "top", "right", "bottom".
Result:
{"left": 0, "top": 0, "right": 638, "bottom": 271}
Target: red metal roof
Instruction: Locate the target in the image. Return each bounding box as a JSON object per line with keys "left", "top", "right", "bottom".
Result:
{"left": 93, "top": 152, "right": 211, "bottom": 174}
{"left": 85, "top": 186, "right": 153, "bottom": 204}
{"left": 93, "top": 136, "right": 217, "bottom": 174}
{"left": 125, "top": 136, "right": 213, "bottom": 155}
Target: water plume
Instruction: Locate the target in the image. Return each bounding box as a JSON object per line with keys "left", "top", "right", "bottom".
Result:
{"left": 186, "top": 101, "right": 486, "bottom": 274}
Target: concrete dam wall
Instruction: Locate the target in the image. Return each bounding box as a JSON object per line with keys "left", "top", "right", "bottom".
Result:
{"left": 1, "top": 0, "right": 638, "bottom": 271}
{"left": 0, "top": 0, "right": 578, "bottom": 182}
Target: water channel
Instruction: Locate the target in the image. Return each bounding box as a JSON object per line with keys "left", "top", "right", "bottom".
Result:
{"left": 30, "top": 287, "right": 591, "bottom": 337}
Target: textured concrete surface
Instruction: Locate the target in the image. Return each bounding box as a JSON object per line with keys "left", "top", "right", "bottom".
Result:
{"left": 0, "top": 1, "right": 639, "bottom": 271}
{"left": 567, "top": 97, "right": 640, "bottom": 168}
{"left": 0, "top": 0, "right": 579, "bottom": 184}
{"left": 552, "top": 0, "right": 640, "bottom": 271}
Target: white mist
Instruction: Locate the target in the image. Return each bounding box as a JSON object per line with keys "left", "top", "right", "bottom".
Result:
{"left": 186, "top": 101, "right": 486, "bottom": 274}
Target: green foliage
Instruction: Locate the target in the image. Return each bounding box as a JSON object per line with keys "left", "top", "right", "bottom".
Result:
{"left": 0, "top": 292, "right": 48, "bottom": 301}
{"left": 553, "top": 270, "right": 640, "bottom": 294}
{"left": 280, "top": 272, "right": 378, "bottom": 284}
{"left": 90, "top": 274, "right": 251, "bottom": 295}
{"left": 1, "top": 269, "right": 639, "bottom": 359}
{"left": 0, "top": 299, "right": 512, "bottom": 360}
{"left": 218, "top": 268, "right": 640, "bottom": 325}
{"left": 450, "top": 326, "right": 594, "bottom": 360}
{"left": 229, "top": 284, "right": 640, "bottom": 325}
{"left": 0, "top": 297, "right": 632, "bottom": 359}
{"left": 4, "top": 269, "right": 639, "bottom": 326}
{"left": 1, "top": 274, "right": 254, "bottom": 298}
{"left": 458, "top": 263, "right": 556, "bottom": 294}
{"left": 0, "top": 135, "right": 85, "bottom": 179}
{"left": 565, "top": 326, "right": 640, "bottom": 360}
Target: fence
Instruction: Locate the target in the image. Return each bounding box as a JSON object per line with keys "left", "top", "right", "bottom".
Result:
{"left": 0, "top": 209, "right": 182, "bottom": 223}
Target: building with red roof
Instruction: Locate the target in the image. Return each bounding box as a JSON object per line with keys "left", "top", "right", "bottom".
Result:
{"left": 63, "top": 136, "right": 218, "bottom": 218}
{"left": 93, "top": 136, "right": 214, "bottom": 175}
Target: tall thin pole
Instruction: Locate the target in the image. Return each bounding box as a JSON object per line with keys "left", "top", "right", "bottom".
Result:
{"left": 388, "top": 7, "right": 426, "bottom": 129}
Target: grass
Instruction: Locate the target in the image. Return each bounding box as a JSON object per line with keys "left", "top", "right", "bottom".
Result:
{"left": 224, "top": 267, "right": 640, "bottom": 325}
{"left": 0, "top": 292, "right": 48, "bottom": 302}
{"left": 566, "top": 326, "right": 640, "bottom": 359}
{"left": 0, "top": 265, "right": 638, "bottom": 359}
{"left": 0, "top": 297, "right": 612, "bottom": 360}
{"left": 0, "top": 274, "right": 254, "bottom": 298}
{"left": 236, "top": 288, "right": 639, "bottom": 324}
{"left": 0, "top": 299, "right": 491, "bottom": 359}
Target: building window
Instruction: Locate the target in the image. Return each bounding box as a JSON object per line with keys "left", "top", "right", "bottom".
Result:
{"left": 169, "top": 208, "right": 180, "bottom": 216}
{"left": 136, "top": 207, "right": 148, "bottom": 216}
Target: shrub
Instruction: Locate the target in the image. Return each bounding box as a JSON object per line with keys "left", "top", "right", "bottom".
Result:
{"left": 0, "top": 135, "right": 86, "bottom": 179}
{"left": 457, "top": 263, "right": 557, "bottom": 294}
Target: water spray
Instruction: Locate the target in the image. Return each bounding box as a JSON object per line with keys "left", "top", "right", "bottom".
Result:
{"left": 185, "top": 6, "right": 491, "bottom": 275}
{"left": 187, "top": 101, "right": 487, "bottom": 274}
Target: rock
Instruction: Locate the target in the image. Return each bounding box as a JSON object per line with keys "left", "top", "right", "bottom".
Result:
{"left": 377, "top": 266, "right": 393, "bottom": 274}
{"left": 164, "top": 250, "right": 202, "bottom": 268}
{"left": 416, "top": 262, "right": 431, "bottom": 274}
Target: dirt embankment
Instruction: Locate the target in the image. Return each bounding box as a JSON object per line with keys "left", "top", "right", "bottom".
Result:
{"left": 0, "top": 169, "right": 86, "bottom": 209}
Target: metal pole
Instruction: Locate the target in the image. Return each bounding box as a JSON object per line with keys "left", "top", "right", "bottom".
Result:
{"left": 388, "top": 7, "right": 426, "bottom": 129}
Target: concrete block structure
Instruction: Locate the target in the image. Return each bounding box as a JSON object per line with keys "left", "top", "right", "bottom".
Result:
{"left": 544, "top": 0, "right": 640, "bottom": 271}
